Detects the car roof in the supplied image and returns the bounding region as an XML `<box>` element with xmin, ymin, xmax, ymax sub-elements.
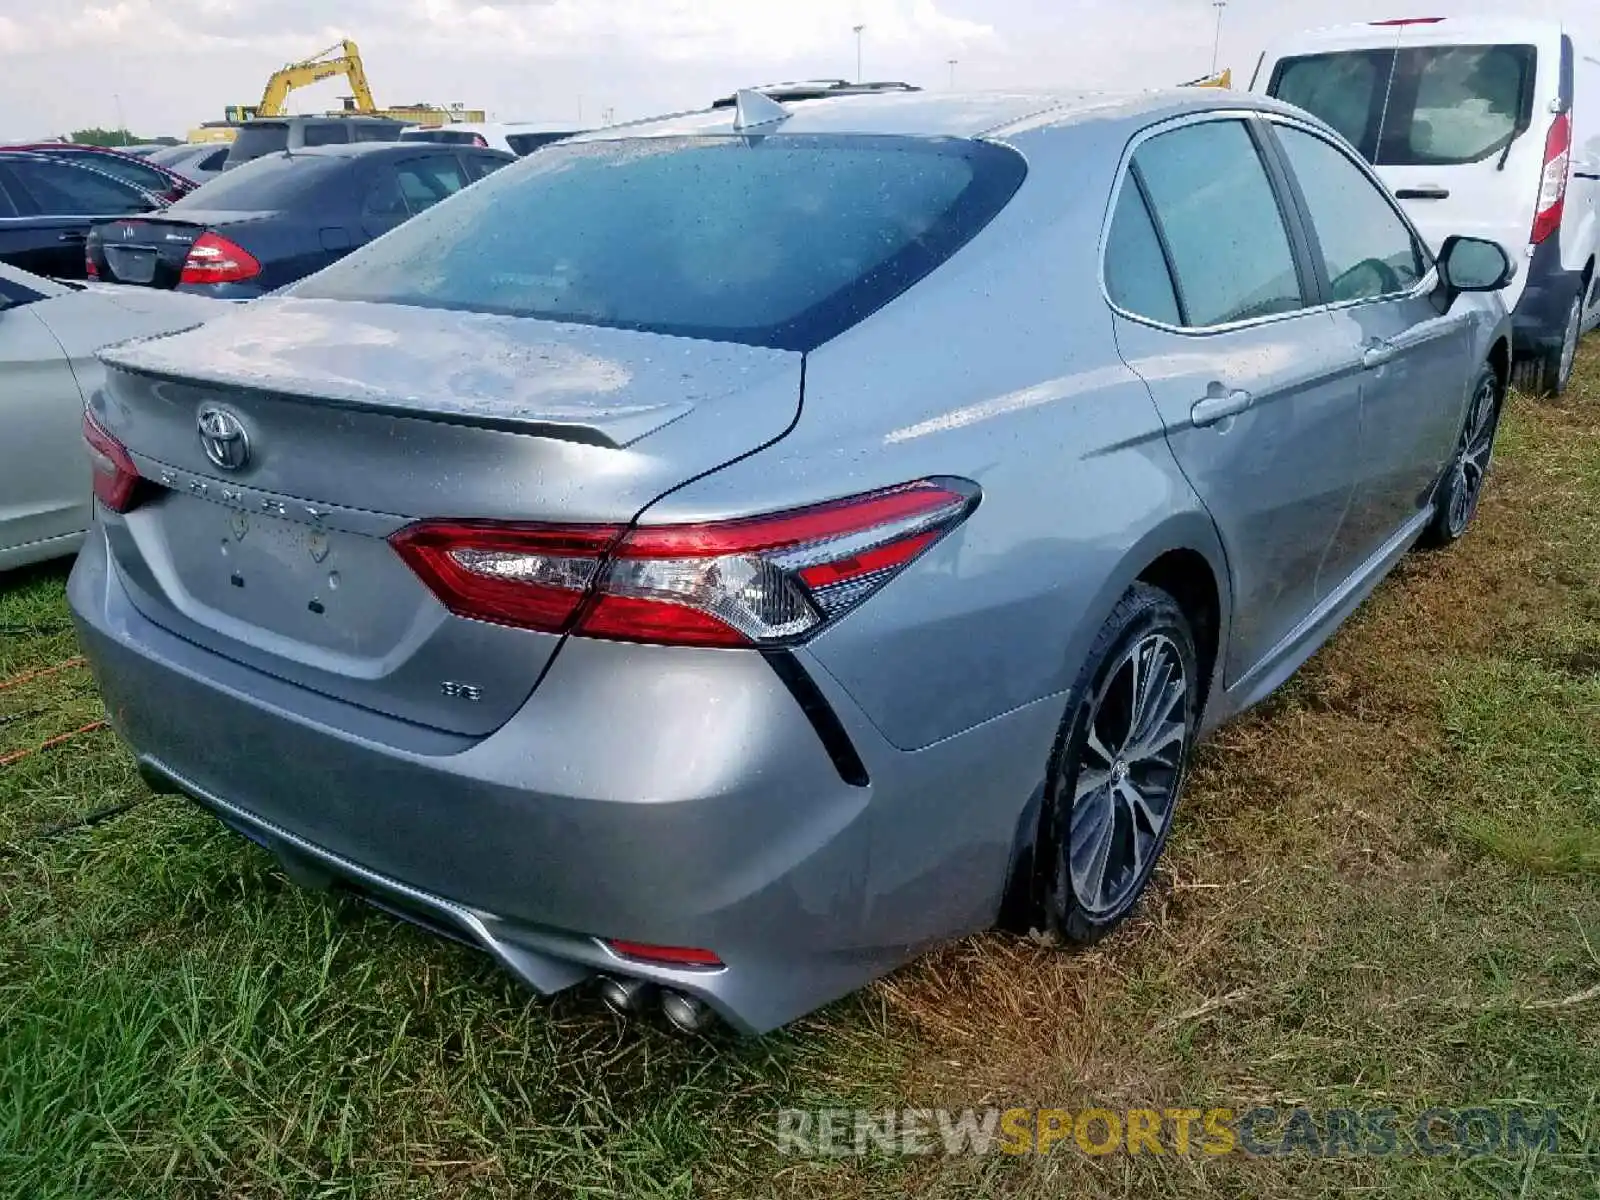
<box><xmin>569</xmin><ymin>88</ymin><xmax>1304</xmax><ymax>145</ymax></box>
<box><xmin>1264</xmin><ymin>16</ymin><xmax>1568</xmax><ymax>55</ymax></box>
<box><xmin>251</xmin><ymin>143</ymin><xmax>514</xmax><ymax>163</ymax></box>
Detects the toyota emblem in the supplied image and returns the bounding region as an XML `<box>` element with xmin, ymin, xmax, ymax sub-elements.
<box><xmin>197</xmin><ymin>406</ymin><xmax>250</xmax><ymax>471</ymax></box>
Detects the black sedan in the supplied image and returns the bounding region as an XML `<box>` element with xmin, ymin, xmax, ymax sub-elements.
<box><xmin>0</xmin><ymin>151</ymin><xmax>167</xmax><ymax>278</ymax></box>
<box><xmin>87</xmin><ymin>143</ymin><xmax>513</xmax><ymax>298</ymax></box>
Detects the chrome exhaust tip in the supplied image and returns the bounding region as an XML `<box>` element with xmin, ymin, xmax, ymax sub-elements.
<box><xmin>659</xmin><ymin>989</ymin><xmax>716</xmax><ymax>1034</ymax></box>
<box><xmin>597</xmin><ymin>974</ymin><xmax>656</xmax><ymax>1016</ymax></box>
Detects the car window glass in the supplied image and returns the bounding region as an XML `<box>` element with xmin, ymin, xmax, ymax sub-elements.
<box><xmin>505</xmin><ymin>132</ymin><xmax>574</xmax><ymax>156</ymax></box>
<box><xmin>1272</xmin><ymin>51</ymin><xmax>1388</xmax><ymax>154</ymax></box>
<box><xmin>9</xmin><ymin>159</ymin><xmax>148</xmax><ymax>215</ymax></box>
<box><xmin>1104</xmin><ymin>180</ymin><xmax>1181</xmax><ymax>325</ymax></box>
<box><xmin>292</xmin><ymin>134</ymin><xmax>1026</xmax><ymax>352</ymax></box>
<box><xmin>396</xmin><ymin>157</ymin><xmax>467</xmax><ymax>213</ymax></box>
<box><xmin>462</xmin><ymin>154</ymin><xmax>507</xmax><ymax>181</ymax></box>
<box><xmin>0</xmin><ymin>174</ymin><xmax>19</xmax><ymax>218</ymax></box>
<box><xmin>1387</xmin><ymin>45</ymin><xmax>1535</xmax><ymax>164</ymax></box>
<box><xmin>198</xmin><ymin>148</ymin><xmax>229</xmax><ymax>172</ymax></box>
<box><xmin>1275</xmin><ymin>125</ymin><xmax>1427</xmax><ymax>302</ymax></box>
<box><xmin>302</xmin><ymin>124</ymin><xmax>349</xmax><ymax>147</ymax></box>
<box><xmin>65</xmin><ymin>151</ymin><xmax>171</xmax><ymax>194</ymax></box>
<box><xmin>1132</xmin><ymin>120</ymin><xmax>1305</xmax><ymax>327</ymax></box>
<box><xmin>362</xmin><ymin>168</ymin><xmax>408</xmax><ymax>218</ymax></box>
<box><xmin>352</xmin><ymin>123</ymin><xmax>401</xmax><ymax>143</ymax></box>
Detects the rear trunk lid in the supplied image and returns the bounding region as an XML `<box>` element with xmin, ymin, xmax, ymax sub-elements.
<box><xmin>92</xmin><ymin>297</ymin><xmax>803</xmax><ymax>735</ymax></box>
<box><xmin>89</xmin><ymin>212</ymin><xmax>272</xmax><ymax>289</ymax></box>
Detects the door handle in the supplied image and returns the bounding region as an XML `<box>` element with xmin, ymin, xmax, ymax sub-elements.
<box><xmin>1191</xmin><ymin>388</ymin><xmax>1254</xmax><ymax>428</ymax></box>
<box><xmin>1394</xmin><ymin>186</ymin><xmax>1450</xmax><ymax>200</ymax></box>
<box><xmin>1362</xmin><ymin>340</ymin><xmax>1398</xmax><ymax>369</ymax></box>
<box><xmin>56</xmin><ymin>231</ymin><xmax>87</xmax><ymax>243</ymax></box>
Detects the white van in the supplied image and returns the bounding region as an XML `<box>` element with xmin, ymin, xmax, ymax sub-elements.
<box><xmin>1253</xmin><ymin>18</ymin><xmax>1600</xmax><ymax>394</ymax></box>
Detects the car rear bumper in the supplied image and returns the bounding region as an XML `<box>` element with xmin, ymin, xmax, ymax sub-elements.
<box><xmin>68</xmin><ymin>525</ymin><xmax>1057</xmax><ymax>1032</ymax></box>
<box><xmin>1510</xmin><ymin>234</ymin><xmax>1585</xmax><ymax>354</ymax></box>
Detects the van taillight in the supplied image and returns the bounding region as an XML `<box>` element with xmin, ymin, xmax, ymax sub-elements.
<box><xmin>391</xmin><ymin>480</ymin><xmax>980</xmax><ymax>646</ymax></box>
<box><xmin>180</xmin><ymin>231</ymin><xmax>261</xmax><ymax>285</ymax></box>
<box><xmin>1531</xmin><ymin>111</ymin><xmax>1572</xmax><ymax>246</ymax></box>
<box><xmin>82</xmin><ymin>409</ymin><xmax>143</xmax><ymax>513</ymax></box>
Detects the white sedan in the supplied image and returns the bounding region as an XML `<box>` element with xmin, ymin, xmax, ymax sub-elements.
<box><xmin>1</xmin><ymin>263</ymin><xmax>223</xmax><ymax>570</ymax></box>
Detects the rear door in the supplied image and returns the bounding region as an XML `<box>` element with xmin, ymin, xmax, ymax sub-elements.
<box><xmin>0</xmin><ymin>288</ymin><xmax>86</xmax><ymax>554</ymax></box>
<box><xmin>1265</xmin><ymin>118</ymin><xmax>1469</xmax><ymax>575</ymax></box>
<box><xmin>0</xmin><ymin>158</ymin><xmax>153</xmax><ymax>277</ymax></box>
<box><xmin>1106</xmin><ymin>116</ymin><xmax>1363</xmax><ymax>685</ymax></box>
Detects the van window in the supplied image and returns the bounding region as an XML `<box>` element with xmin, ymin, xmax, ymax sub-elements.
<box><xmin>1130</xmin><ymin>120</ymin><xmax>1307</xmax><ymax>328</ymax></box>
<box><xmin>1269</xmin><ymin>44</ymin><xmax>1537</xmax><ymax>166</ymax></box>
<box><xmin>302</xmin><ymin>124</ymin><xmax>350</xmax><ymax>147</ymax></box>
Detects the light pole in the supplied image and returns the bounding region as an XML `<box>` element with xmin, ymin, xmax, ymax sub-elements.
<box><xmin>947</xmin><ymin>58</ymin><xmax>958</xmax><ymax>89</ymax></box>
<box><xmin>1210</xmin><ymin>0</ymin><xmax>1227</xmax><ymax>76</ymax></box>
<box><xmin>853</xmin><ymin>24</ymin><xmax>865</xmax><ymax>83</ymax></box>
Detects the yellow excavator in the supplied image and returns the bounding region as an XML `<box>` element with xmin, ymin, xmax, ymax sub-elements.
<box><xmin>228</xmin><ymin>39</ymin><xmax>375</xmax><ymax>123</ymax></box>
<box><xmin>189</xmin><ymin>39</ymin><xmax>483</xmax><ymax>142</ymax></box>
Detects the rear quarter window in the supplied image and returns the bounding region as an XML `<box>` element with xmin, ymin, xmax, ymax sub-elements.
<box><xmin>291</xmin><ymin>134</ymin><xmax>1028</xmax><ymax>351</ymax></box>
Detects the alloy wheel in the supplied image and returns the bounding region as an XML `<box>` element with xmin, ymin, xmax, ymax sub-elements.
<box><xmin>1447</xmin><ymin>373</ymin><xmax>1500</xmax><ymax>537</ymax></box>
<box><xmin>1067</xmin><ymin>632</ymin><xmax>1189</xmax><ymax>917</ymax></box>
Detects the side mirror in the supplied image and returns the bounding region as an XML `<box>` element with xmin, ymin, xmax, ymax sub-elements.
<box><xmin>1438</xmin><ymin>235</ymin><xmax>1516</xmax><ymax>296</ymax></box>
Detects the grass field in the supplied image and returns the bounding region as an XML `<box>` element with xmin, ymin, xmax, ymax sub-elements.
<box><xmin>2</xmin><ymin>344</ymin><xmax>1597</xmax><ymax>1199</ymax></box>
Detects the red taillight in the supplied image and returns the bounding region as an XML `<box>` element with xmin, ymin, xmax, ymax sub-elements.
<box><xmin>84</xmin><ymin>251</ymin><xmax>98</xmax><ymax>279</ymax></box>
<box><xmin>391</xmin><ymin>479</ymin><xmax>978</xmax><ymax>646</ymax></box>
<box><xmin>390</xmin><ymin>521</ymin><xmax>624</xmax><ymax>633</ymax></box>
<box><xmin>1531</xmin><ymin>111</ymin><xmax>1572</xmax><ymax>246</ymax></box>
<box><xmin>605</xmin><ymin>940</ymin><xmax>724</xmax><ymax>968</ymax></box>
<box><xmin>179</xmin><ymin>231</ymin><xmax>261</xmax><ymax>286</ymax></box>
<box><xmin>82</xmin><ymin>408</ymin><xmax>142</xmax><ymax>513</ymax></box>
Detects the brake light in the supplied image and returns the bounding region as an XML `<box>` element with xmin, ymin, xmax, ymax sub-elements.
<box><xmin>179</xmin><ymin>231</ymin><xmax>260</xmax><ymax>285</ymax></box>
<box><xmin>1531</xmin><ymin>111</ymin><xmax>1572</xmax><ymax>245</ymax></box>
<box><xmin>82</xmin><ymin>408</ymin><xmax>142</xmax><ymax>513</ymax></box>
<box><xmin>605</xmin><ymin>940</ymin><xmax>724</xmax><ymax>968</ymax></box>
<box><xmin>84</xmin><ymin>250</ymin><xmax>98</xmax><ymax>279</ymax></box>
<box><xmin>391</xmin><ymin>479</ymin><xmax>979</xmax><ymax>646</ymax></box>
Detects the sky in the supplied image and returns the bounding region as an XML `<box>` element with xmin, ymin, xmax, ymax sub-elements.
<box><xmin>0</xmin><ymin>0</ymin><xmax>1589</xmax><ymax>141</ymax></box>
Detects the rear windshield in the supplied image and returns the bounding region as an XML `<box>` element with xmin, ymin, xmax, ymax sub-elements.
<box><xmin>171</xmin><ymin>153</ymin><xmax>346</xmax><ymax>211</ymax></box>
<box><xmin>505</xmin><ymin>132</ymin><xmax>577</xmax><ymax>155</ymax></box>
<box><xmin>226</xmin><ymin>122</ymin><xmax>289</xmax><ymax>165</ymax></box>
<box><xmin>1270</xmin><ymin>44</ymin><xmax>1537</xmax><ymax>165</ymax></box>
<box><xmin>292</xmin><ymin>134</ymin><xmax>1026</xmax><ymax>351</ymax></box>
<box><xmin>401</xmin><ymin>128</ymin><xmax>484</xmax><ymax>146</ymax></box>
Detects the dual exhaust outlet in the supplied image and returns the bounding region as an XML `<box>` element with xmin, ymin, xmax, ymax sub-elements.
<box><xmin>596</xmin><ymin>974</ymin><xmax>717</xmax><ymax>1034</ymax></box>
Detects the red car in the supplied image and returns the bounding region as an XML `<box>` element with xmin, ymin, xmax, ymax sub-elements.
<box><xmin>0</xmin><ymin>144</ymin><xmax>195</xmax><ymax>201</ymax></box>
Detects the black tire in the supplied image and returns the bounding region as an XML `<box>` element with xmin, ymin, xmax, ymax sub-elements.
<box><xmin>1039</xmin><ymin>583</ymin><xmax>1200</xmax><ymax>944</ymax></box>
<box><xmin>1510</xmin><ymin>291</ymin><xmax>1583</xmax><ymax>397</ymax></box>
<box><xmin>1419</xmin><ymin>363</ymin><xmax>1503</xmax><ymax>549</ymax></box>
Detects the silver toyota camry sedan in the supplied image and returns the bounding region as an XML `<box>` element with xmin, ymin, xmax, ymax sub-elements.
<box><xmin>70</xmin><ymin>88</ymin><xmax>1514</xmax><ymax>1034</ymax></box>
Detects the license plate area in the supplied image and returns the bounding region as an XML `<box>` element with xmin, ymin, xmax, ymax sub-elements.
<box><xmin>155</xmin><ymin>491</ymin><xmax>422</xmax><ymax>657</ymax></box>
<box><xmin>105</xmin><ymin>245</ymin><xmax>158</xmax><ymax>284</ymax></box>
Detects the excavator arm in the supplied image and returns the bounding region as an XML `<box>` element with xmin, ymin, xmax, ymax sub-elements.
<box><xmin>256</xmin><ymin>39</ymin><xmax>376</xmax><ymax>117</ymax></box>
